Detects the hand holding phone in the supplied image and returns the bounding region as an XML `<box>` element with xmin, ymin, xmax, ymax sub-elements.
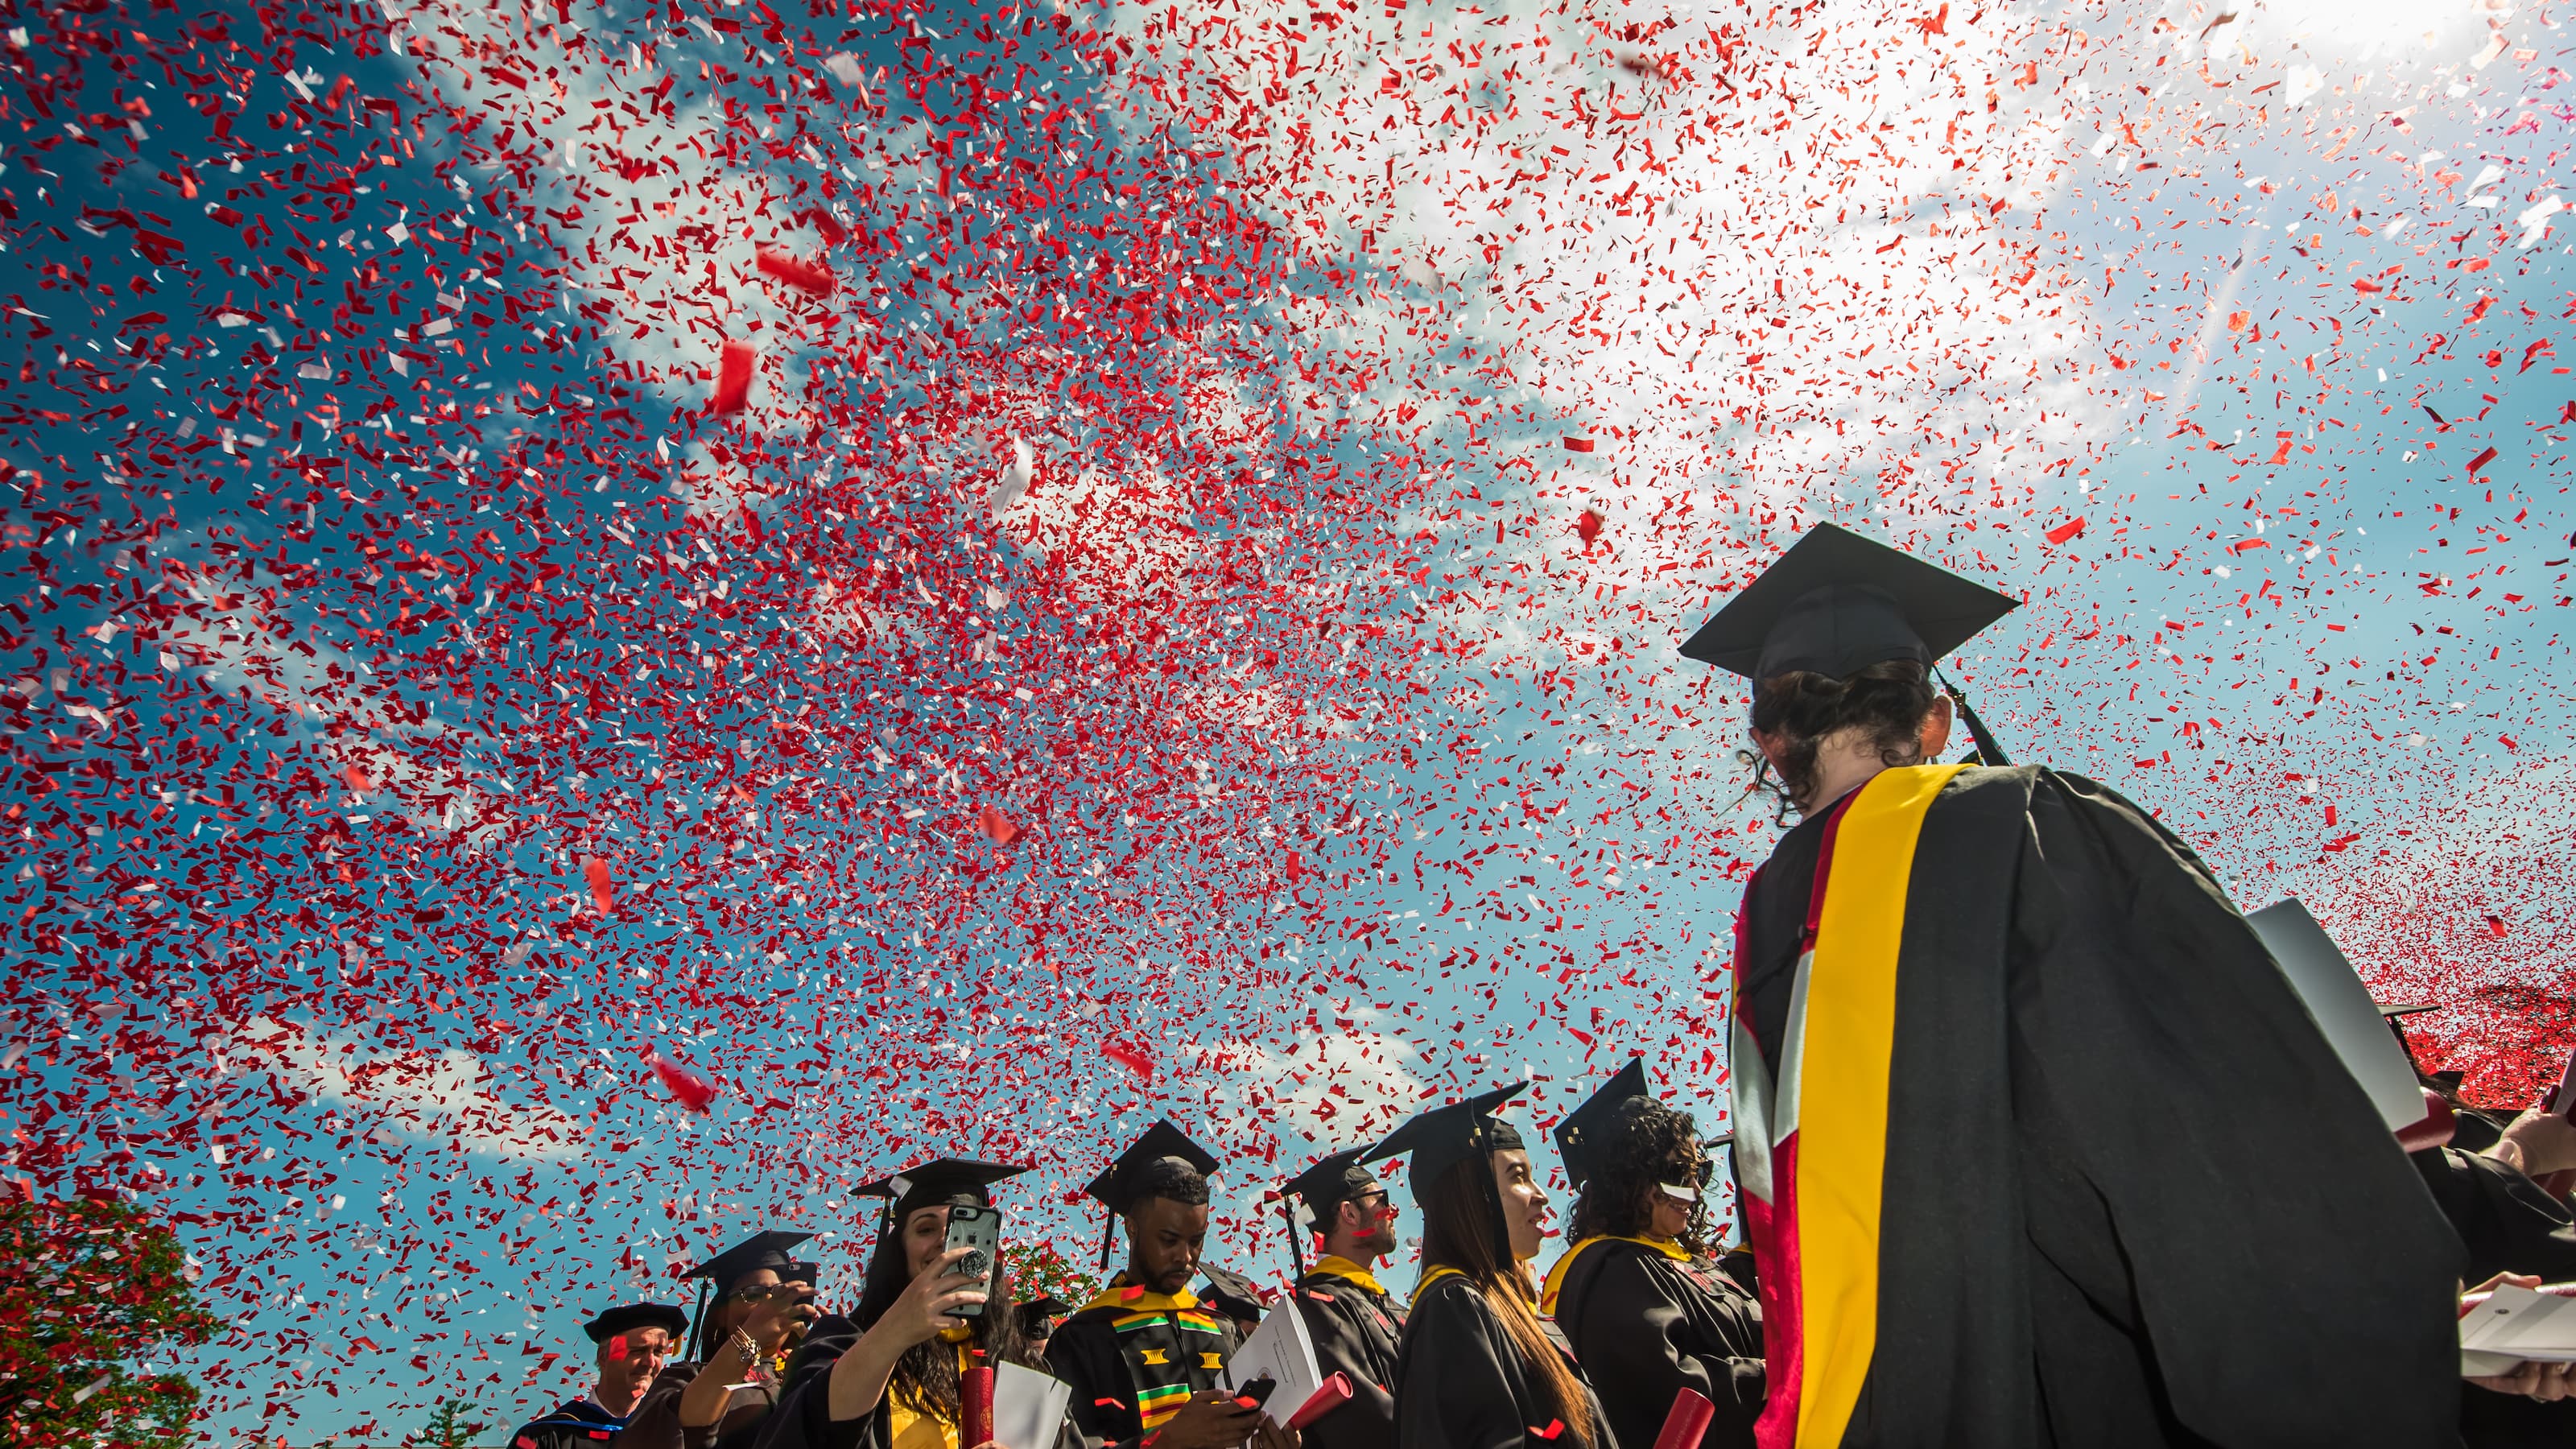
<box><xmin>943</xmin><ymin>1205</ymin><xmax>1002</xmax><ymax>1319</ymax></box>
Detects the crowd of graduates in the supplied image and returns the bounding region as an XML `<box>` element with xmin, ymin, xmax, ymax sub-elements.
<box><xmin>500</xmin><ymin>526</ymin><xmax>2576</xmax><ymax>1449</ymax></box>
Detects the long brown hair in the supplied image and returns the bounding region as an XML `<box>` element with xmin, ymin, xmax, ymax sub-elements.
<box><xmin>1416</xmin><ymin>1152</ymin><xmax>1595</xmax><ymax>1447</ymax></box>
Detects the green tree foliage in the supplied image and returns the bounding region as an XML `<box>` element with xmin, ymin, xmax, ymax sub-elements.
<box><xmin>999</xmin><ymin>1237</ymin><xmax>1098</xmax><ymax>1310</ymax></box>
<box><xmin>407</xmin><ymin>1398</ymin><xmax>484</xmax><ymax>1449</ymax></box>
<box><xmin>0</xmin><ymin>1195</ymin><xmax>225</xmax><ymax>1449</ymax></box>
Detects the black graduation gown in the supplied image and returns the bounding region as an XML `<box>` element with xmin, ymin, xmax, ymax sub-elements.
<box><xmin>1733</xmin><ymin>766</ymin><xmax>2461</xmax><ymax>1449</ymax></box>
<box><xmin>1391</xmin><ymin>1272</ymin><xmax>1617</xmax><ymax>1449</ymax></box>
<box><xmin>2411</xmin><ymin>1148</ymin><xmax>2576</xmax><ymax>1447</ymax></box>
<box><xmin>1042</xmin><ymin>1282</ymin><xmax>1241</xmax><ymax>1449</ymax></box>
<box><xmin>510</xmin><ymin>1398</ymin><xmax>628</xmax><ymax>1449</ymax></box>
<box><xmin>622</xmin><ymin>1361</ymin><xmax>778</xmax><ymax>1449</ymax></box>
<box><xmin>1291</xmin><ymin>1260</ymin><xmax>1407</xmax><ymax>1449</ymax></box>
<box><xmin>1548</xmin><ymin>1241</ymin><xmax>1761</xmax><ymax>1449</ymax></box>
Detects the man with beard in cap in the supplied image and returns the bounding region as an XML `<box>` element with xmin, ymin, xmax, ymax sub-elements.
<box><xmin>1046</xmin><ymin>1121</ymin><xmax>1298</xmax><ymax>1449</ymax></box>
<box><xmin>1282</xmin><ymin>1148</ymin><xmax>1405</xmax><ymax>1449</ymax></box>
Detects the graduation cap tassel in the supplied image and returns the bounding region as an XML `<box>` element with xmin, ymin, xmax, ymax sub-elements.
<box><xmin>686</xmin><ymin>1278</ymin><xmax>712</xmax><ymax>1364</ymax></box>
<box><xmin>1936</xmin><ymin>667</ymin><xmax>2010</xmax><ymax>767</ymax></box>
<box><xmin>1281</xmin><ymin>1203</ymin><xmax>1307</xmax><ymax>1280</ymax></box>
<box><xmin>1096</xmin><ymin>1214</ymin><xmax>1116</xmax><ymax>1277</ymax></box>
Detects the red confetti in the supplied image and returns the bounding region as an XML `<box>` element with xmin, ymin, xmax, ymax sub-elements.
<box><xmin>1575</xmin><ymin>510</ymin><xmax>1604</xmax><ymax>544</ymax></box>
<box><xmin>2488</xmin><ymin>916</ymin><xmax>2511</xmax><ymax>939</ymax></box>
<box><xmin>2044</xmin><ymin>516</ymin><xmax>2087</xmax><ymax>546</ymax></box>
<box><xmin>645</xmin><ymin>1051</ymin><xmax>719</xmax><ymax>1113</ymax></box>
<box><xmin>1102</xmin><ymin>1042</ymin><xmax>1156</xmax><ymax>1082</ymax></box>
<box><xmin>754</xmin><ymin>248</ymin><xmax>838</xmax><ymax>297</ymax></box>
<box><xmin>979</xmin><ymin>806</ymin><xmax>1020</xmax><ymax>845</ymax></box>
<box><xmin>582</xmin><ymin>857</ymin><xmax>614</xmax><ymax>913</ymax></box>
<box><xmin>710</xmin><ymin>340</ymin><xmax>758</xmax><ymax>415</ymax></box>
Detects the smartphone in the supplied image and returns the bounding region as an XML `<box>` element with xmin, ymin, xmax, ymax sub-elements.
<box><xmin>1232</xmin><ymin>1378</ymin><xmax>1278</xmax><ymax>1412</ymax></box>
<box><xmin>943</xmin><ymin>1204</ymin><xmax>1001</xmax><ymax>1318</ymax></box>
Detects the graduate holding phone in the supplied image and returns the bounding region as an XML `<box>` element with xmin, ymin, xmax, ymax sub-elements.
<box><xmin>758</xmin><ymin>1159</ymin><xmax>1057</xmax><ymax>1449</ymax></box>
<box><xmin>1044</xmin><ymin>1122</ymin><xmax>1298</xmax><ymax>1449</ymax></box>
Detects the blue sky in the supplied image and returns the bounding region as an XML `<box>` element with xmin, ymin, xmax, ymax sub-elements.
<box><xmin>2</xmin><ymin>0</ymin><xmax>2570</xmax><ymax>1443</ymax></box>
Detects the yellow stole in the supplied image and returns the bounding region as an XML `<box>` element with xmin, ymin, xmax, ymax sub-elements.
<box><xmin>1792</xmin><ymin>763</ymin><xmax>1962</xmax><ymax>1448</ymax></box>
<box><xmin>1307</xmin><ymin>1255</ymin><xmax>1391</xmax><ymax>1297</ymax></box>
<box><xmin>1537</xmin><ymin>1235</ymin><xmax>1690</xmax><ymax>1315</ymax></box>
<box><xmin>885</xmin><ymin>1331</ymin><xmax>973</xmax><ymax>1449</ymax></box>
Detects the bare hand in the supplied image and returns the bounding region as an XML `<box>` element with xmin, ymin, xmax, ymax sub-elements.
<box><xmin>2468</xmin><ymin>1359</ymin><xmax>2576</xmax><ymax>1402</ymax></box>
<box><xmin>1249</xmin><ymin>1414</ymin><xmax>1300</xmax><ymax>1449</ymax></box>
<box><xmin>2489</xmin><ymin>1108</ymin><xmax>2576</xmax><ymax>1179</ymax></box>
<box><xmin>741</xmin><ymin>1282</ymin><xmax>822</xmax><ymax>1355</ymax></box>
<box><xmin>877</xmin><ymin>1247</ymin><xmax>988</xmax><ymax>1352</ymax></box>
<box><xmin>1146</xmin><ymin>1390</ymin><xmax>1261</xmax><ymax>1449</ymax></box>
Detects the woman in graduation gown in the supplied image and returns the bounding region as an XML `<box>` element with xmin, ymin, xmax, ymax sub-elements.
<box><xmin>1542</xmin><ymin>1061</ymin><xmax>1762</xmax><ymax>1449</ymax></box>
<box><xmin>758</xmin><ymin>1160</ymin><xmax>1063</xmax><ymax>1449</ymax></box>
<box><xmin>1694</xmin><ymin>523</ymin><xmax>2460</xmax><ymax>1448</ymax></box>
<box><xmin>1368</xmin><ymin>1083</ymin><xmax>1616</xmax><ymax>1449</ymax></box>
<box><xmin>624</xmin><ymin>1233</ymin><xmax>821</xmax><ymax>1449</ymax></box>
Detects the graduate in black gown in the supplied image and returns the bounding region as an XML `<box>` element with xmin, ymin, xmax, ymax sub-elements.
<box><xmin>1282</xmin><ymin>1148</ymin><xmax>1406</xmax><ymax>1449</ymax></box>
<box><xmin>624</xmin><ymin>1232</ymin><xmax>821</xmax><ymax>1449</ymax></box>
<box><xmin>511</xmin><ymin>1304</ymin><xmax>688</xmax><ymax>1449</ymax></box>
<box><xmin>1195</xmin><ymin>1263</ymin><xmax>1270</xmax><ymax>1339</ymax></box>
<box><xmin>1042</xmin><ymin>1122</ymin><xmax>1295</xmax><ymax>1449</ymax></box>
<box><xmin>1542</xmin><ymin>1059</ymin><xmax>1762</xmax><ymax>1449</ymax></box>
<box><xmin>1013</xmin><ymin>1295</ymin><xmax>1070</xmax><ymax>1363</ymax></box>
<box><xmin>755</xmin><ymin>1159</ymin><xmax>1054</xmax><ymax>1449</ymax></box>
<box><xmin>1367</xmin><ymin>1083</ymin><xmax>1616</xmax><ymax>1449</ymax></box>
<box><xmin>1690</xmin><ymin>523</ymin><xmax>2461</xmax><ymax>1448</ymax></box>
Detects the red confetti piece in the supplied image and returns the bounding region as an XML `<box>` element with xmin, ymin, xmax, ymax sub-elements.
<box><xmin>2467</xmin><ymin>445</ymin><xmax>2499</xmax><ymax>477</ymax></box>
<box><xmin>1532</xmin><ymin>1422</ymin><xmax>1567</xmax><ymax>1441</ymax></box>
<box><xmin>755</xmin><ymin>248</ymin><xmax>838</xmax><ymax>297</ymax></box>
<box><xmin>1562</xmin><ymin>436</ymin><xmax>1595</xmax><ymax>453</ymax></box>
<box><xmin>2487</xmin><ymin>916</ymin><xmax>2511</xmax><ymax>939</ymax></box>
<box><xmin>1575</xmin><ymin>510</ymin><xmax>1604</xmax><ymax>544</ymax></box>
<box><xmin>582</xmin><ymin>857</ymin><xmax>614</xmax><ymax>913</ymax></box>
<box><xmin>979</xmin><ymin>805</ymin><xmax>1019</xmax><ymax>845</ymax></box>
<box><xmin>711</xmin><ymin>341</ymin><xmax>758</xmax><ymax>415</ymax></box>
<box><xmin>1102</xmin><ymin>1042</ymin><xmax>1156</xmax><ymax>1082</ymax></box>
<box><xmin>2043</xmin><ymin>516</ymin><xmax>2087</xmax><ymax>545</ymax></box>
<box><xmin>645</xmin><ymin>1051</ymin><xmax>719</xmax><ymax>1113</ymax></box>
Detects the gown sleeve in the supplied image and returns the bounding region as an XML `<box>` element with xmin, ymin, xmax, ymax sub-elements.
<box><xmin>2413</xmin><ymin>1145</ymin><xmax>2576</xmax><ymax>1285</ymax></box>
<box><xmin>2004</xmin><ymin>770</ymin><xmax>2462</xmax><ymax>1447</ymax></box>
<box><xmin>1043</xmin><ymin>1317</ymin><xmax>1142</xmax><ymax>1449</ymax></box>
<box><xmin>749</xmin><ymin>1321</ymin><xmax>884</xmax><ymax>1449</ymax></box>
<box><xmin>1293</xmin><ymin>1291</ymin><xmax>1396</xmax><ymax>1449</ymax></box>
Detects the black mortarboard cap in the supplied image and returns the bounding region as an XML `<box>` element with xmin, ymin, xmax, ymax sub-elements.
<box><xmin>1197</xmin><ymin>1265</ymin><xmax>1269</xmax><ymax>1323</ymax></box>
<box><xmin>1362</xmin><ymin>1082</ymin><xmax>1530</xmax><ymax>1191</ymax></box>
<box><xmin>1082</xmin><ymin>1121</ymin><xmax>1221</xmax><ymax>1213</ymax></box>
<box><xmin>856</xmin><ymin>1158</ymin><xmax>1030</xmax><ymax>1221</ymax></box>
<box><xmin>1555</xmin><ymin>1059</ymin><xmax>1651</xmax><ymax>1192</ymax></box>
<box><xmin>1013</xmin><ymin>1294</ymin><xmax>1071</xmax><ymax>1335</ymax></box>
<box><xmin>1285</xmin><ymin>1147</ymin><xmax>1378</xmax><ymax>1228</ymax></box>
<box><xmin>685</xmin><ymin>1231</ymin><xmax>817</xmax><ymax>1291</ymax></box>
<box><xmin>584</xmin><ymin>1302</ymin><xmax>690</xmax><ymax>1344</ymax></box>
<box><xmin>1678</xmin><ymin>523</ymin><xmax>2018</xmax><ymax>683</ymax></box>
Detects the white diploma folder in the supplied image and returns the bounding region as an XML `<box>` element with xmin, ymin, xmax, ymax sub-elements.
<box><xmin>2246</xmin><ymin>898</ymin><xmax>2426</xmax><ymax>1133</ymax></box>
<box><xmin>2460</xmin><ymin>1285</ymin><xmax>2576</xmax><ymax>1376</ymax></box>
<box><xmin>1221</xmin><ymin>1286</ymin><xmax>1326</xmax><ymax>1410</ymax></box>
<box><xmin>993</xmin><ymin>1361</ymin><xmax>1072</xmax><ymax>1449</ymax></box>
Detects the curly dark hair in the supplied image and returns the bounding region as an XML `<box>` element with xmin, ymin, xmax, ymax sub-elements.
<box><xmin>1127</xmin><ymin>1155</ymin><xmax>1209</xmax><ymax>1208</ymax></box>
<box><xmin>1749</xmin><ymin>658</ymin><xmax>1940</xmax><ymax>813</ymax></box>
<box><xmin>1568</xmin><ymin>1099</ymin><xmax>1712</xmax><ymax>1257</ymax></box>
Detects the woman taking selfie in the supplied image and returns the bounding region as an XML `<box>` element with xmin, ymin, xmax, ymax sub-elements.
<box><xmin>624</xmin><ymin>1232</ymin><xmax>821</xmax><ymax>1449</ymax></box>
<box><xmin>1365</xmin><ymin>1083</ymin><xmax>1614</xmax><ymax>1449</ymax></box>
<box><xmin>1544</xmin><ymin>1062</ymin><xmax>1762</xmax><ymax>1449</ymax></box>
<box><xmin>762</xmin><ymin>1159</ymin><xmax>1057</xmax><ymax>1449</ymax></box>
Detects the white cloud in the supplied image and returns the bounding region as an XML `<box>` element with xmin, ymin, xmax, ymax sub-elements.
<box><xmin>225</xmin><ymin>1015</ymin><xmax>588</xmax><ymax>1162</ymax></box>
